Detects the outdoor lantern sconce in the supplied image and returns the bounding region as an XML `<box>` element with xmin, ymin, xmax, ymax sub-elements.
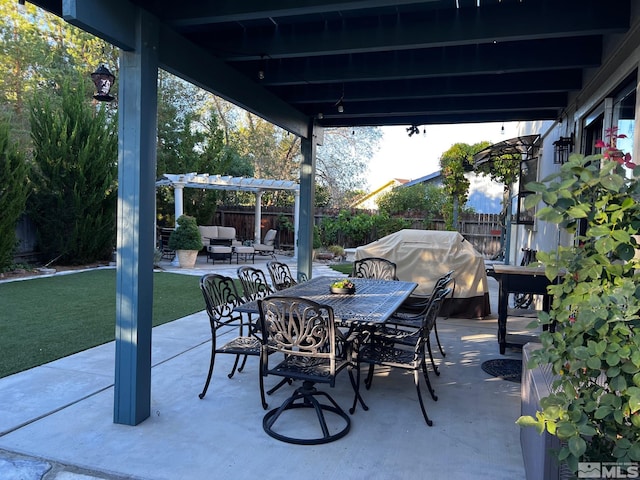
<box><xmin>91</xmin><ymin>64</ymin><xmax>115</xmax><ymax>102</ymax></box>
<box><xmin>553</xmin><ymin>134</ymin><xmax>574</xmax><ymax>164</ymax></box>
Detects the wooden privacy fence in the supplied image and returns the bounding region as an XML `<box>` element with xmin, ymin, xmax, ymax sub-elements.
<box><xmin>212</xmin><ymin>207</ymin><xmax>503</xmax><ymax>258</ymax></box>
<box><xmin>14</xmin><ymin>208</ymin><xmax>502</xmax><ymax>261</ymax></box>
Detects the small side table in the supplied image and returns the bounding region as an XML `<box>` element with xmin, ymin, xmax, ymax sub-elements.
<box><xmin>233</xmin><ymin>245</ymin><xmax>255</xmax><ymax>264</ymax></box>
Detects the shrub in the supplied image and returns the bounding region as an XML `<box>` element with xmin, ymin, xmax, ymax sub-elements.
<box><xmin>517</xmin><ymin>129</ymin><xmax>640</xmax><ymax>471</ymax></box>
<box><xmin>27</xmin><ymin>79</ymin><xmax>117</xmax><ymax>265</ymax></box>
<box><xmin>168</xmin><ymin>215</ymin><xmax>203</xmax><ymax>251</ymax></box>
<box><xmin>0</xmin><ymin>121</ymin><xmax>29</xmax><ymax>271</ymax></box>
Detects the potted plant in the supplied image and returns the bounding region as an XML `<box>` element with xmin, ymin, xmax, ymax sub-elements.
<box><xmin>517</xmin><ymin>128</ymin><xmax>640</xmax><ymax>473</ymax></box>
<box><xmin>168</xmin><ymin>215</ymin><xmax>203</xmax><ymax>268</ymax></box>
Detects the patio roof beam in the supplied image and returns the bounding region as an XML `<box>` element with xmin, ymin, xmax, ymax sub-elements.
<box><xmin>61</xmin><ymin>0</ymin><xmax>136</xmax><ymax>50</ymax></box>
<box><xmin>207</xmin><ymin>0</ymin><xmax>628</xmax><ymax>61</ymax></box>
<box><xmin>156</xmin><ymin>26</ymin><xmax>310</xmax><ymax>138</ymax></box>
<box><xmin>245</xmin><ymin>37</ymin><xmax>602</xmax><ymax>87</ymax></box>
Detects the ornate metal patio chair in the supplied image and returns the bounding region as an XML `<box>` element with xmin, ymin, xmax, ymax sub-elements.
<box><xmin>237</xmin><ymin>266</ymin><xmax>274</xmax><ymax>302</ymax></box>
<box><xmin>357</xmin><ymin>287</ymin><xmax>451</xmax><ymax>426</ymax></box>
<box><xmin>198</xmin><ymin>273</ymin><xmax>267</xmax><ymax>409</ymax></box>
<box><xmin>351</xmin><ymin>257</ymin><xmax>398</xmax><ymax>281</ymax></box>
<box><xmin>389</xmin><ymin>270</ymin><xmax>455</xmax><ymax>363</ymax></box>
<box><xmin>257</xmin><ymin>296</ymin><xmax>367</xmax><ymax>444</ymax></box>
<box><xmin>266</xmin><ymin>260</ymin><xmax>299</xmax><ymax>291</ymax></box>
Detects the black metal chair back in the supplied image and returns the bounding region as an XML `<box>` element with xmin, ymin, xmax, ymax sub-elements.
<box><xmin>391</xmin><ymin>270</ymin><xmax>454</xmax><ymax>363</ymax></box>
<box><xmin>266</xmin><ymin>261</ymin><xmax>298</xmax><ymax>291</ymax></box>
<box><xmin>237</xmin><ymin>266</ymin><xmax>274</xmax><ymax>301</ymax></box>
<box><xmin>198</xmin><ymin>273</ymin><xmax>267</xmax><ymax>408</ymax></box>
<box><xmin>351</xmin><ymin>257</ymin><xmax>398</xmax><ymax>281</ymax></box>
<box><xmin>359</xmin><ymin>286</ymin><xmax>451</xmax><ymax>427</ymax></box>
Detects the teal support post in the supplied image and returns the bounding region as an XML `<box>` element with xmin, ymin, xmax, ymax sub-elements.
<box><xmin>113</xmin><ymin>10</ymin><xmax>159</xmax><ymax>426</ymax></box>
<box><xmin>297</xmin><ymin>122</ymin><xmax>319</xmax><ymax>280</ymax></box>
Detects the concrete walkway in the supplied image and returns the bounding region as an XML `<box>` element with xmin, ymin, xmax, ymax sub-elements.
<box><xmin>0</xmin><ymin>254</ymin><xmax>527</xmax><ymax>480</ymax></box>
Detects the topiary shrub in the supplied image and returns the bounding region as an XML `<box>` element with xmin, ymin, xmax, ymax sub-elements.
<box><xmin>168</xmin><ymin>215</ymin><xmax>203</xmax><ymax>251</ymax></box>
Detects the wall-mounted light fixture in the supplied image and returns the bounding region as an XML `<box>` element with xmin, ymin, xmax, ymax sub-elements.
<box><xmin>553</xmin><ymin>133</ymin><xmax>574</xmax><ymax>164</ymax></box>
<box><xmin>91</xmin><ymin>64</ymin><xmax>115</xmax><ymax>102</ymax></box>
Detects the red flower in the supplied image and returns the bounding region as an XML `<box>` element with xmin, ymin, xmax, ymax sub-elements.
<box><xmin>596</xmin><ymin>127</ymin><xmax>634</xmax><ymax>169</ymax></box>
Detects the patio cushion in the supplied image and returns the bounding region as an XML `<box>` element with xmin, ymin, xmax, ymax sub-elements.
<box><xmin>217</xmin><ymin>226</ymin><xmax>236</xmax><ymax>240</ymax></box>
<box><xmin>198</xmin><ymin>225</ymin><xmax>241</xmax><ymax>248</ymax></box>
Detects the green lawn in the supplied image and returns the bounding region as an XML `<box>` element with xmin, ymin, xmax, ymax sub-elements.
<box><xmin>330</xmin><ymin>262</ymin><xmax>352</xmax><ymax>275</ymax></box>
<box><xmin>0</xmin><ymin>269</ymin><xmax>205</xmax><ymax>378</ymax></box>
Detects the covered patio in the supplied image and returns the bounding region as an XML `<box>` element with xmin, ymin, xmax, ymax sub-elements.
<box><xmin>8</xmin><ymin>1</ymin><xmax>638</xmax><ymax>477</ymax></box>
<box><xmin>0</xmin><ymin>257</ymin><xmax>526</xmax><ymax>479</ymax></box>
<box><xmin>19</xmin><ymin>0</ymin><xmax>632</xmax><ymax>428</ymax></box>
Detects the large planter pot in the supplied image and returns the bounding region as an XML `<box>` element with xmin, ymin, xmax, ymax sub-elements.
<box><xmin>176</xmin><ymin>249</ymin><xmax>198</xmax><ymax>268</ymax></box>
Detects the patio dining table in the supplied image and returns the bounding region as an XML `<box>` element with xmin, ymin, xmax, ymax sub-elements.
<box><xmin>235</xmin><ymin>276</ymin><xmax>418</xmax><ymax>328</ymax></box>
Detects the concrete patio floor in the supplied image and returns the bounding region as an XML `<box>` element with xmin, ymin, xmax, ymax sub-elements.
<box><xmin>0</xmin><ymin>253</ymin><xmax>528</xmax><ymax>479</ymax></box>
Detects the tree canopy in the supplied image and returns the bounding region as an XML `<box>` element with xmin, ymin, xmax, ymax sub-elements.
<box><xmin>440</xmin><ymin>141</ymin><xmax>491</xmax><ymax>229</ymax></box>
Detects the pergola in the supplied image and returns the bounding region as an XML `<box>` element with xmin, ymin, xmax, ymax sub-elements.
<box><xmin>24</xmin><ymin>0</ymin><xmax>635</xmax><ymax>426</ymax></box>
<box><xmin>156</xmin><ymin>173</ymin><xmax>300</xmax><ymax>256</ymax></box>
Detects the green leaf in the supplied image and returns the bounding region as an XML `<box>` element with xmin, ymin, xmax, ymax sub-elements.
<box><xmin>601</xmin><ymin>174</ymin><xmax>625</xmax><ymax>191</ymax></box>
<box><xmin>556</xmin><ymin>422</ymin><xmax>577</xmax><ymax>438</ymax></box>
<box><xmin>610</xmin><ymin>375</ymin><xmax>627</xmax><ymax>392</ymax></box>
<box><xmin>524</xmin><ymin>193</ymin><xmax>542</xmax><ymax>209</ymax></box>
<box><xmin>607</xmin><ymin>352</ymin><xmax>621</xmax><ymax>366</ymax></box>
<box><xmin>590</xmin><ymin>225</ymin><xmax>612</xmax><ymax>237</ymax></box>
<box><xmin>541</xmin><ymin>191</ymin><xmax>558</xmax><ymax>205</ymax></box>
<box><xmin>629</xmin><ymin>442</ymin><xmax>640</xmax><ymax>461</ymax></box>
<box><xmin>526</xmin><ymin>182</ymin><xmax>547</xmax><ymax>193</ymax></box>
<box><xmin>577</xmin><ymin>424</ymin><xmax>597</xmax><ymax>436</ymax></box>
<box><xmin>614</xmin><ymin>409</ymin><xmax>624</xmax><ymax>424</ymax></box>
<box><xmin>611</xmin><ymin>229</ymin><xmax>631</xmax><ymax>243</ymax></box>
<box><xmin>537</xmin><ymin>207</ymin><xmax>564</xmax><ymax>223</ymax></box>
<box><xmin>586</xmin><ymin>356</ymin><xmax>601</xmax><ymax>370</ymax></box>
<box><xmin>616</xmin><ymin>243</ymin><xmax>636</xmax><ymax>261</ymax></box>
<box><xmin>595</xmin><ymin>405</ymin><xmax>613</xmax><ymax>419</ymax></box>
<box><xmin>516</xmin><ymin>415</ymin><xmax>541</xmax><ymax>428</ymax></box>
<box><xmin>568</xmin><ymin>435</ymin><xmax>587</xmax><ymax>458</ymax></box>
<box><xmin>567</xmin><ymin>206</ymin><xmax>588</xmax><ymax>218</ymax></box>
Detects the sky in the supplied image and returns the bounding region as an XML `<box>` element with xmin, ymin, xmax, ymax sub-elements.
<box><xmin>366</xmin><ymin>122</ymin><xmax>520</xmax><ymax>189</ymax></box>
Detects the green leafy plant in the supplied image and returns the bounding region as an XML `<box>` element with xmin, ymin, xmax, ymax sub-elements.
<box><xmin>516</xmin><ymin>128</ymin><xmax>640</xmax><ymax>472</ymax></box>
<box><xmin>0</xmin><ymin>120</ymin><xmax>29</xmax><ymax>271</ymax></box>
<box><xmin>168</xmin><ymin>215</ymin><xmax>203</xmax><ymax>251</ymax></box>
<box><xmin>27</xmin><ymin>78</ymin><xmax>117</xmax><ymax>265</ymax></box>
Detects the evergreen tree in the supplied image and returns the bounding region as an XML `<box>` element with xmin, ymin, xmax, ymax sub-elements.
<box><xmin>0</xmin><ymin>120</ymin><xmax>29</xmax><ymax>270</ymax></box>
<box><xmin>27</xmin><ymin>79</ymin><xmax>117</xmax><ymax>265</ymax></box>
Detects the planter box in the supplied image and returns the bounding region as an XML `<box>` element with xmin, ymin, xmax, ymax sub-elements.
<box><xmin>521</xmin><ymin>343</ymin><xmax>572</xmax><ymax>480</ymax></box>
